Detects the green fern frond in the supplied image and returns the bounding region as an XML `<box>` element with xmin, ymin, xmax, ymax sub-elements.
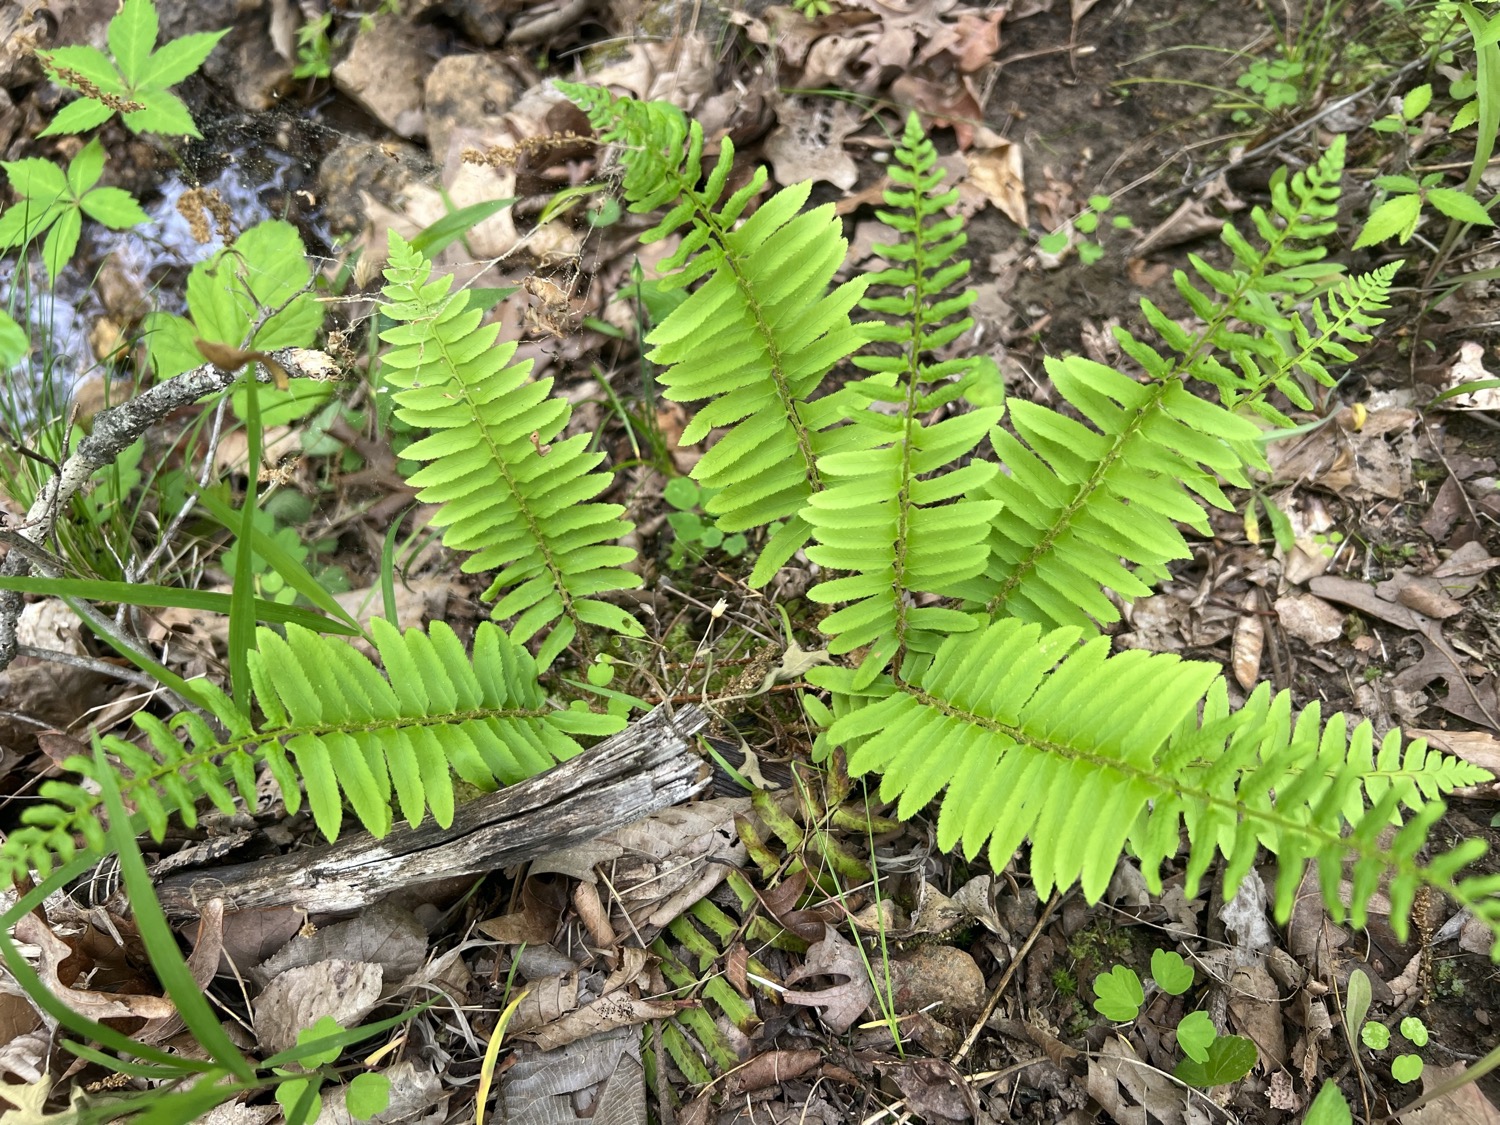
<box><xmin>977</xmin><ymin>138</ymin><xmax>1393</xmax><ymax>632</ymax></box>
<box><xmin>980</xmin><ymin>355</ymin><xmax>1264</xmax><ymax>630</ymax></box>
<box><xmin>811</xmin><ymin>618</ymin><xmax>1496</xmax><ymax>947</ymax></box>
<box><xmin>379</xmin><ymin>234</ymin><xmax>643</xmax><ymax>667</ymax></box>
<box><xmin>804</xmin><ymin>113</ymin><xmax>1000</xmax><ymax>677</ymax></box>
<box><xmin>1121</xmin><ymin>137</ymin><xmax>1396</xmax><ymax>424</ymax></box>
<box><xmin>0</xmin><ymin>621</ymin><xmax>619</xmax><ymax>881</ymax></box>
<box><xmin>561</xmin><ymin>84</ymin><xmax>872</xmax><ymax>584</ymax></box>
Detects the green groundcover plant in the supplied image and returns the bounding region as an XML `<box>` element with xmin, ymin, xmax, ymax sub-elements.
<box><xmin>3</xmin><ymin>52</ymin><xmax>1500</xmax><ymax>1117</ymax></box>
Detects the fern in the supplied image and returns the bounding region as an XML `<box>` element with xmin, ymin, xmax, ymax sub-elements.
<box><xmin>379</xmin><ymin>233</ymin><xmax>643</xmax><ymax>668</ymax></box>
<box><xmin>0</xmin><ymin>620</ymin><xmax>619</xmax><ymax>882</ymax></box>
<box><xmin>812</xmin><ymin>620</ymin><xmax>1492</xmax><ymax>936</ymax></box>
<box><xmin>1126</xmin><ymin>136</ymin><xmax>1398</xmax><ymax>423</ymax></box>
<box><xmin>977</xmin><ymin>139</ymin><xmax>1398</xmax><ymax>633</ymax></box>
<box><xmin>804</xmin><ymin>112</ymin><xmax>1001</xmax><ymax>679</ymax></box>
<box><xmin>561</xmin><ymin>83</ymin><xmax>874</xmax><ymax>584</ymax></box>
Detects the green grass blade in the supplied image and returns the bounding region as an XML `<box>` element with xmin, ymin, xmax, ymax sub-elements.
<box><xmin>95</xmin><ymin>741</ymin><xmax>257</xmax><ymax>1081</ymax></box>
<box><xmin>192</xmin><ymin>484</ymin><xmax>366</xmax><ymax>637</ymax></box>
<box><xmin>0</xmin><ymin>575</ymin><xmax>358</xmax><ymax>635</ymax></box>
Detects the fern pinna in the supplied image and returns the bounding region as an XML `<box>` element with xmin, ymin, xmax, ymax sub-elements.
<box><xmin>569</xmin><ymin>89</ymin><xmax>1500</xmax><ymax>952</ymax></box>
<box><xmin>0</xmin><ymin>621</ymin><xmax>620</xmax><ymax>883</ymax></box>
<box><xmin>560</xmin><ymin>83</ymin><xmax>874</xmax><ymax>585</ymax></box>
<box><xmin>379</xmin><ymin>233</ymin><xmax>643</xmax><ymax>668</ymax></box>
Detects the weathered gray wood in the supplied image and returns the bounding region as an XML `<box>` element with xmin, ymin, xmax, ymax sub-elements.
<box><xmin>147</xmin><ymin>704</ymin><xmax>710</xmax><ymax>919</ymax></box>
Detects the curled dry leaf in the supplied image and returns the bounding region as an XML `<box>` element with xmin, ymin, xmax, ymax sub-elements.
<box><xmin>782</xmin><ymin>928</ymin><xmax>874</xmax><ymax>1034</ymax></box>
<box><xmin>1231</xmin><ymin>591</ymin><xmax>1265</xmax><ymax>692</ymax></box>
<box><xmin>12</xmin><ymin>913</ymin><xmax>175</xmax><ymax>1022</ymax></box>
<box><xmin>251</xmin><ymin>902</ymin><xmax>427</xmax><ymax>988</ymax></box>
<box><xmin>723</xmin><ymin>1049</ymin><xmax>822</xmax><ymax>1096</ymax></box>
<box><xmin>965</xmin><ymin>137</ymin><xmax>1027</xmax><ymax>227</ymax></box>
<box><xmin>888</xmin><ymin>1057</ymin><xmax>977</xmax><ymax>1123</ymax></box>
<box><xmin>252</xmin><ymin>959</ymin><xmax>384</xmax><ymax>1055</ymax></box>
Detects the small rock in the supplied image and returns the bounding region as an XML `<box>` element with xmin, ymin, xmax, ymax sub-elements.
<box><xmin>95</xmin><ymin>257</ymin><xmax>151</xmax><ymax>323</ymax></box>
<box><xmin>1274</xmin><ymin>594</ymin><xmax>1345</xmax><ymax>645</ymax></box>
<box><xmin>880</xmin><ymin>945</ymin><xmax>987</xmax><ymax>1018</ymax></box>
<box><xmin>317</xmin><ymin>139</ymin><xmax>430</xmax><ymax>237</ymax></box>
<box><xmin>333</xmin><ymin>17</ymin><xmax>439</xmax><ymax>138</ymax></box>
<box><xmin>424</xmin><ymin>53</ymin><xmax>520</xmax><ymax>162</ymax></box>
<box><xmin>408</xmin><ymin>0</ymin><xmax>508</xmax><ymax>45</ymax></box>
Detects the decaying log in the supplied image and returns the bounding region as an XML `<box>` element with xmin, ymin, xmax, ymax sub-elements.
<box><xmin>146</xmin><ymin>704</ymin><xmax>711</xmax><ymax>920</ymax></box>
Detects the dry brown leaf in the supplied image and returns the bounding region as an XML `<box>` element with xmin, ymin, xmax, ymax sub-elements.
<box><xmin>1273</xmin><ymin>594</ymin><xmax>1345</xmax><ymax>645</ymax></box>
<box><xmin>251</xmin><ymin>903</ymin><xmax>427</xmax><ymax>988</ymax></box>
<box><xmin>13</xmin><ymin>913</ymin><xmax>175</xmax><ymax>1022</ymax></box>
<box><xmin>252</xmin><ymin>959</ymin><xmax>384</xmax><ymax>1055</ymax></box>
<box><xmin>952</xmin><ymin>10</ymin><xmax>1004</xmax><ymax>70</ymax></box>
<box><xmin>1087</xmin><ymin>1035</ymin><xmax>1194</xmax><ymax>1125</ymax></box>
<box><xmin>764</xmin><ymin>96</ymin><xmax>862</xmax><ymax>189</ymax></box>
<box><xmin>1400</xmin><ymin>1063</ymin><xmax>1500</xmax><ymax>1124</ymax></box>
<box><xmin>529</xmin><ymin>991</ymin><xmax>695</xmax><ymax>1052</ymax></box>
<box><xmin>1231</xmin><ymin>591</ymin><xmax>1265</xmax><ymax>691</ymax></box>
<box><xmin>1227</xmin><ymin>963</ymin><xmax>1287</xmax><ymax>1070</ymax></box>
<box><xmin>782</xmin><ymin>929</ymin><xmax>874</xmax><ymax>1033</ymax></box>
<box><xmin>1437</xmin><ymin>342</ymin><xmax>1500</xmax><ymax>411</ymax></box>
<box><xmin>888</xmin><ymin>1058</ymin><xmax>977</xmax><ymax>1123</ymax></box>
<box><xmin>966</xmin><ymin>139</ymin><xmax>1026</xmax><ymax>226</ymax></box>
<box><xmin>723</xmin><ymin>1049</ymin><xmax>822</xmax><ymax>1096</ymax></box>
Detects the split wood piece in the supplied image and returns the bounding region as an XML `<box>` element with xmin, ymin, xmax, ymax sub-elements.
<box><xmin>146</xmin><ymin>704</ymin><xmax>711</xmax><ymax>920</ymax></box>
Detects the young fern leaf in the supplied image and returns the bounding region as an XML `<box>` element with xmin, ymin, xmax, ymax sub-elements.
<box><xmin>979</xmin><ymin>138</ymin><xmax>1392</xmax><ymax>633</ymax></box>
<box><xmin>1125</xmin><ymin>137</ymin><xmax>1398</xmax><ymax>424</ymax></box>
<box><xmin>379</xmin><ymin>234</ymin><xmax>642</xmax><ymax>667</ymax></box>
<box><xmin>0</xmin><ymin>620</ymin><xmax>618</xmax><ymax>881</ymax></box>
<box><xmin>812</xmin><ymin>620</ymin><xmax>1497</xmax><ymax>949</ymax></box>
<box><xmin>805</xmin><ymin>113</ymin><xmax>1000</xmax><ymax>679</ymax></box>
<box><xmin>981</xmin><ymin>356</ymin><xmax>1264</xmax><ymax>631</ymax></box>
<box><xmin>560</xmin><ymin>84</ymin><xmax>872</xmax><ymax>584</ymax></box>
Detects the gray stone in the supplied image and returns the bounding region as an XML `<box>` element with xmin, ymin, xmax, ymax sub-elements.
<box><xmin>332</xmin><ymin>16</ymin><xmax>440</xmax><ymax>139</ymax></box>
<box><xmin>424</xmin><ymin>53</ymin><xmax>521</xmax><ymax>164</ymax></box>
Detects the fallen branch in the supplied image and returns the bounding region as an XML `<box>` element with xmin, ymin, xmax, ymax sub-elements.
<box><xmin>146</xmin><ymin>703</ymin><xmax>712</xmax><ymax>919</ymax></box>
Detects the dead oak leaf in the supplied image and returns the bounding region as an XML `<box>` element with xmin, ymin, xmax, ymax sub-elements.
<box><xmin>781</xmin><ymin>928</ymin><xmax>873</xmax><ymax>1033</ymax></box>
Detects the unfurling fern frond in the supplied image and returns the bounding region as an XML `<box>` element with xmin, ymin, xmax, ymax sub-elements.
<box><xmin>805</xmin><ymin>113</ymin><xmax>1000</xmax><ymax>678</ymax></box>
<box><xmin>811</xmin><ymin>619</ymin><xmax>1496</xmax><ymax>947</ymax></box>
<box><xmin>561</xmin><ymin>84</ymin><xmax>872</xmax><ymax>584</ymax></box>
<box><xmin>0</xmin><ymin>621</ymin><xmax>618</xmax><ymax>882</ymax></box>
<box><xmin>379</xmin><ymin>233</ymin><xmax>642</xmax><ymax>668</ymax></box>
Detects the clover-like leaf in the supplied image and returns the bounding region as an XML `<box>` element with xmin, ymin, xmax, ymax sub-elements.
<box><xmin>345</xmin><ymin>1073</ymin><xmax>391</xmax><ymax>1121</ymax></box>
<box><xmin>1304</xmin><ymin>1082</ymin><xmax>1352</xmax><ymax>1125</ymax></box>
<box><xmin>1150</xmin><ymin>949</ymin><xmax>1194</xmax><ymax>996</ymax></box>
<box><xmin>1174</xmin><ymin>1034</ymin><xmax>1257</xmax><ymax>1087</ymax></box>
<box><xmin>1399</xmin><ymin>1017</ymin><xmax>1429</xmax><ymax>1047</ymax></box>
<box><xmin>1175</xmin><ymin>1010</ymin><xmax>1215</xmax><ymax>1063</ymax></box>
<box><xmin>1361</xmin><ymin>1021</ymin><xmax>1391</xmax><ymax>1050</ymax></box>
<box><xmin>1391</xmin><ymin>1054</ymin><xmax>1424</xmax><ymax>1084</ymax></box>
<box><xmin>1092</xmin><ymin>965</ymin><xmax>1144</xmax><ymax>1022</ymax></box>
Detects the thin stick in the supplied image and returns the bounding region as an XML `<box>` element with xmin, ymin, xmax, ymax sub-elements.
<box><xmin>953</xmin><ymin>892</ymin><xmax>1061</xmax><ymax>1065</ymax></box>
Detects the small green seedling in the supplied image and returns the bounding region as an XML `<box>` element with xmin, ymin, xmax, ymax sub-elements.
<box><xmin>1038</xmin><ymin>194</ymin><xmax>1132</xmax><ymax>266</ymax></box>
<box><xmin>1094</xmin><ymin>955</ymin><xmax>1257</xmax><ymax>1088</ymax></box>
<box><xmin>1233</xmin><ymin>56</ymin><xmax>1305</xmax><ymax>122</ymax></box>
<box><xmin>1361</xmin><ymin>1015</ymin><xmax>1428</xmax><ymax>1084</ymax></box>
<box><xmin>0</xmin><ymin>138</ymin><xmax>148</xmax><ymax>282</ymax></box>
<box><xmin>1355</xmin><ymin>169</ymin><xmax>1494</xmax><ymax>250</ymax></box>
<box><xmin>1372</xmin><ymin>83</ymin><xmax>1433</xmax><ymax>136</ymax></box>
<box><xmin>664</xmin><ymin>477</ymin><xmax>747</xmax><ymax>570</ymax></box>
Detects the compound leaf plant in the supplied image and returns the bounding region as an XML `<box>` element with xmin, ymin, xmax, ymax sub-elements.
<box><xmin>3</xmin><ymin>72</ymin><xmax>1499</xmax><ymax>1121</ymax></box>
